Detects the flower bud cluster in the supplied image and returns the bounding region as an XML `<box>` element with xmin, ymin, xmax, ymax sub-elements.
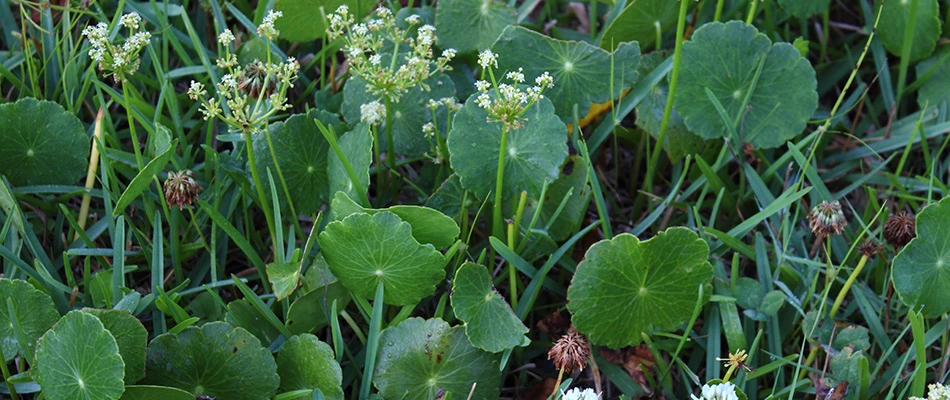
<box><xmin>327</xmin><ymin>5</ymin><xmax>456</xmax><ymax>102</ymax></box>
<box><xmin>81</xmin><ymin>12</ymin><xmax>152</xmax><ymax>82</ymax></box>
<box><xmin>474</xmin><ymin>51</ymin><xmax>553</xmax><ymax>130</ymax></box>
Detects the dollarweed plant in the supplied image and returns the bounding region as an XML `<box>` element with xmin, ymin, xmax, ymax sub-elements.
<box><xmin>5</xmin><ymin>0</ymin><xmax>950</xmax><ymax>399</ymax></box>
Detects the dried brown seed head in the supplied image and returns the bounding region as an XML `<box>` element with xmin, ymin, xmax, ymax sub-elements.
<box><xmin>858</xmin><ymin>239</ymin><xmax>883</xmax><ymax>258</ymax></box>
<box><xmin>808</xmin><ymin>200</ymin><xmax>847</xmax><ymax>238</ymax></box>
<box><xmin>164</xmin><ymin>170</ymin><xmax>202</xmax><ymax>210</ymax></box>
<box><xmin>884</xmin><ymin>211</ymin><xmax>916</xmax><ymax>249</ymax></box>
<box><xmin>548</xmin><ymin>326</ymin><xmax>590</xmax><ymax>372</ymax></box>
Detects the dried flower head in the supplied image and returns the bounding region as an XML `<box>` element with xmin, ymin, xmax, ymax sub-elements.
<box><xmin>717</xmin><ymin>349</ymin><xmax>750</xmax><ymax>372</ymax></box>
<box><xmin>164</xmin><ymin>170</ymin><xmax>202</xmax><ymax>210</ymax></box>
<box><xmin>884</xmin><ymin>211</ymin><xmax>916</xmax><ymax>249</ymax></box>
<box><xmin>691</xmin><ymin>382</ymin><xmax>739</xmax><ymax>400</ymax></box>
<box><xmin>859</xmin><ymin>239</ymin><xmax>884</xmax><ymax>258</ymax></box>
<box><xmin>808</xmin><ymin>200</ymin><xmax>847</xmax><ymax>238</ymax></box>
<box><xmin>548</xmin><ymin>326</ymin><xmax>590</xmax><ymax>372</ymax></box>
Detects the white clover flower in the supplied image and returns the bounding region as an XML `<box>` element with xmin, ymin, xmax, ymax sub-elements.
<box><xmin>478</xmin><ymin>49</ymin><xmax>497</xmax><ymax>68</ymax></box>
<box><xmin>120</xmin><ymin>12</ymin><xmax>142</xmax><ymax>30</ymax></box>
<box><xmin>691</xmin><ymin>382</ymin><xmax>739</xmax><ymax>400</ymax></box>
<box><xmin>369</xmin><ymin>54</ymin><xmax>382</xmax><ymax>65</ymax></box>
<box><xmin>405</xmin><ymin>14</ymin><xmax>420</xmax><ymax>25</ymax></box>
<box><xmin>535</xmin><ymin>71</ymin><xmax>553</xmax><ymax>88</ymax></box>
<box><xmin>360</xmin><ymin>100</ymin><xmax>386</xmax><ymax>125</ymax></box>
<box><xmin>218</xmin><ymin>29</ymin><xmax>235</xmax><ymax>45</ymax></box>
<box><xmin>475</xmin><ymin>80</ymin><xmax>491</xmax><ymax>92</ymax></box>
<box><xmin>506</xmin><ymin>67</ymin><xmax>524</xmax><ymax>83</ymax></box>
<box><xmin>561</xmin><ymin>387</ymin><xmax>600</xmax><ymax>400</ymax></box>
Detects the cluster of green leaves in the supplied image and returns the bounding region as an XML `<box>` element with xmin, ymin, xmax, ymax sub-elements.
<box><xmin>2</xmin><ymin>0</ymin><xmax>950</xmax><ymax>399</ymax></box>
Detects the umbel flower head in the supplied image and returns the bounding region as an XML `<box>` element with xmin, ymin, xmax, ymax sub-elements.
<box><xmin>81</xmin><ymin>12</ymin><xmax>152</xmax><ymax>81</ymax></box>
<box><xmin>691</xmin><ymin>381</ymin><xmax>740</xmax><ymax>400</ymax></box>
<box><xmin>548</xmin><ymin>326</ymin><xmax>590</xmax><ymax>372</ymax></box>
<box><xmin>910</xmin><ymin>383</ymin><xmax>950</xmax><ymax>400</ymax></box>
<box><xmin>884</xmin><ymin>211</ymin><xmax>916</xmax><ymax>249</ymax></box>
<box><xmin>808</xmin><ymin>200</ymin><xmax>847</xmax><ymax>238</ymax></box>
<box><xmin>164</xmin><ymin>170</ymin><xmax>202</xmax><ymax>210</ymax></box>
<box><xmin>473</xmin><ymin>50</ymin><xmax>554</xmax><ymax>130</ymax></box>
<box><xmin>561</xmin><ymin>387</ymin><xmax>600</xmax><ymax>400</ymax></box>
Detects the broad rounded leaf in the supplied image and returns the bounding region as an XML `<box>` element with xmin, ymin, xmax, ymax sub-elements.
<box><xmin>328</xmin><ymin>124</ymin><xmax>373</xmax><ymax>204</ymax></box>
<box><xmin>319</xmin><ymin>211</ymin><xmax>446</xmax><ymax>305</ymax></box>
<box><xmin>567</xmin><ymin>227</ymin><xmax>713</xmax><ymax>348</ymax></box>
<box><xmin>452</xmin><ymin>262</ymin><xmax>528</xmax><ymax>352</ymax></box>
<box><xmin>226</xmin><ymin>299</ymin><xmax>282</xmax><ymax>346</ymax></box>
<box><xmin>287</xmin><ymin>257</ymin><xmax>352</xmax><ymax>335</ymax></box>
<box><xmin>83</xmin><ymin>309</ymin><xmax>148</xmax><ymax>384</ymax></box>
<box><xmin>425</xmin><ymin>174</ymin><xmax>475</xmax><ymax>220</ymax></box>
<box><xmin>274</xmin><ymin>0</ymin><xmax>373</xmax><ymax>42</ymax></box>
<box><xmin>875</xmin><ymin>0</ymin><xmax>940</xmax><ymax>63</ymax></box>
<box><xmin>448</xmin><ymin>96</ymin><xmax>568</xmax><ymax>200</ymax></box>
<box><xmin>276</xmin><ymin>334</ymin><xmax>344</xmax><ymax>400</ymax></box>
<box><xmin>435</xmin><ymin>0</ymin><xmax>515</xmax><ymax>53</ymax></box>
<box><xmin>916</xmin><ymin>46</ymin><xmax>950</xmax><ymax>109</ymax></box>
<box><xmin>600</xmin><ymin>0</ymin><xmax>681</xmax><ymax>51</ymax></box>
<box><xmin>341</xmin><ymin>74</ymin><xmax>455</xmax><ymax>157</ymax></box>
<box><xmin>493</xmin><ymin>26</ymin><xmax>641</xmax><ymax>121</ymax></box>
<box><xmin>251</xmin><ymin>109</ymin><xmax>333</xmax><ymax>215</ymax></box>
<box><xmin>34</xmin><ymin>310</ymin><xmax>125</xmax><ymax>400</ymax></box>
<box><xmin>777</xmin><ymin>0</ymin><xmax>830</xmax><ymax>18</ymax></box>
<box><xmin>144</xmin><ymin>322</ymin><xmax>279</xmax><ymax>400</ymax></box>
<box><xmin>328</xmin><ymin>192</ymin><xmax>460</xmax><ymax>248</ymax></box>
<box><xmin>267</xmin><ymin>261</ymin><xmax>300</xmax><ymax>301</ymax></box>
<box><xmin>675</xmin><ymin>21</ymin><xmax>818</xmax><ymax>149</ymax></box>
<box><xmin>0</xmin><ymin>278</ymin><xmax>59</xmax><ymax>361</ymax></box>
<box><xmin>119</xmin><ymin>385</ymin><xmax>194</xmax><ymax>400</ymax></box>
<box><xmin>635</xmin><ymin>52</ymin><xmax>704</xmax><ymax>162</ymax></box>
<box><xmin>375</xmin><ymin>318</ymin><xmax>502</xmax><ymax>399</ymax></box>
<box><xmin>0</xmin><ymin>98</ymin><xmax>89</xmax><ymax>186</ymax></box>
<box><xmin>893</xmin><ymin>197</ymin><xmax>950</xmax><ymax>317</ymax></box>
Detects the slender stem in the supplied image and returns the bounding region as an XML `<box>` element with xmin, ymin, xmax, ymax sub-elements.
<box><xmin>896</xmin><ymin>0</ymin><xmax>920</xmax><ymax>103</ymax></box>
<box><xmin>372</xmin><ymin>124</ymin><xmax>383</xmax><ymax>205</ymax></box>
<box><xmin>645</xmin><ymin>0</ymin><xmax>690</xmax><ymax>192</ymax></box>
<box><xmin>244</xmin><ymin>131</ymin><xmax>278</xmax><ymax>256</ymax></box>
<box><xmin>745</xmin><ymin>0</ymin><xmax>758</xmax><ymax>25</ymax></box>
<box><xmin>385</xmin><ymin>96</ymin><xmax>396</xmax><ymax>171</ymax></box>
<box><xmin>722</xmin><ymin>364</ymin><xmax>738</xmax><ymax>383</ymax></box>
<box><xmin>121</xmin><ymin>81</ymin><xmax>145</xmax><ymax>170</ymax></box>
<box><xmin>492</xmin><ymin>125</ymin><xmax>510</xmax><ymax>240</ymax></box>
<box><xmin>77</xmin><ymin>108</ymin><xmax>104</xmax><ymax>241</ymax></box>
<box><xmin>0</xmin><ymin>349</ymin><xmax>19</xmax><ymax>400</ymax></box>
<box><xmin>829</xmin><ymin>254</ymin><xmax>869</xmax><ymax>319</ymax></box>
<box><xmin>713</xmin><ymin>0</ymin><xmax>725</xmax><ymax>21</ymax></box>
<box><xmin>507</xmin><ymin>221</ymin><xmax>518</xmax><ymax>310</ymax></box>
<box><xmin>550</xmin><ymin>367</ymin><xmax>565</xmax><ymax>400</ymax></box>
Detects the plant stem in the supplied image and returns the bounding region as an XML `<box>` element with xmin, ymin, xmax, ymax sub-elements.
<box><xmin>385</xmin><ymin>96</ymin><xmax>396</xmax><ymax>174</ymax></box>
<box><xmin>0</xmin><ymin>347</ymin><xmax>18</xmax><ymax>400</ymax></box>
<box><xmin>829</xmin><ymin>254</ymin><xmax>869</xmax><ymax>319</ymax></box>
<box><xmin>244</xmin><ymin>131</ymin><xmax>278</xmax><ymax>256</ymax></box>
<box><xmin>372</xmin><ymin>124</ymin><xmax>383</xmax><ymax>205</ymax></box>
<box><xmin>77</xmin><ymin>107</ymin><xmax>104</xmax><ymax>241</ymax></box>
<box><xmin>492</xmin><ymin>125</ymin><xmax>510</xmax><ymax>241</ymax></box>
<box><xmin>121</xmin><ymin>81</ymin><xmax>145</xmax><ymax>170</ymax></box>
<box><xmin>745</xmin><ymin>0</ymin><xmax>758</xmax><ymax>24</ymax></box>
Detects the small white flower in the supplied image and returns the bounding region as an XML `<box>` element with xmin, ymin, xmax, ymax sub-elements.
<box><xmin>690</xmin><ymin>382</ymin><xmax>739</xmax><ymax>400</ymax></box>
<box><xmin>404</xmin><ymin>14</ymin><xmax>420</xmax><ymax>25</ymax></box>
<box><xmin>477</xmin><ymin>49</ymin><xmax>497</xmax><ymax>68</ymax></box>
<box><xmin>360</xmin><ymin>100</ymin><xmax>386</xmax><ymax>125</ymax></box>
<box><xmin>475</xmin><ymin>93</ymin><xmax>491</xmax><ymax>109</ymax></box>
<box><xmin>258</xmin><ymin>10</ymin><xmax>283</xmax><ymax>39</ymax></box>
<box><xmin>369</xmin><ymin>54</ymin><xmax>382</xmax><ymax>65</ymax></box>
<box><xmin>506</xmin><ymin>67</ymin><xmax>524</xmax><ymax>83</ymax></box>
<box><xmin>187</xmin><ymin>80</ymin><xmax>206</xmax><ymax>100</ymax></box>
<box><xmin>353</xmin><ymin>23</ymin><xmax>369</xmax><ymax>35</ymax></box>
<box><xmin>441</xmin><ymin>48</ymin><xmax>457</xmax><ymax>60</ymax></box>
<box><xmin>561</xmin><ymin>387</ymin><xmax>600</xmax><ymax>400</ymax></box>
<box><xmin>535</xmin><ymin>71</ymin><xmax>553</xmax><ymax>88</ymax></box>
<box><xmin>375</xmin><ymin>6</ymin><xmax>392</xmax><ymax>18</ymax></box>
<box><xmin>474</xmin><ymin>80</ymin><xmax>491</xmax><ymax>92</ymax></box>
<box><xmin>218</xmin><ymin>29</ymin><xmax>235</xmax><ymax>45</ymax></box>
<box><xmin>422</xmin><ymin>122</ymin><xmax>435</xmax><ymax>138</ymax></box>
<box><xmin>112</xmin><ymin>53</ymin><xmax>126</xmax><ymax>68</ymax></box>
<box><xmin>417</xmin><ymin>25</ymin><xmax>435</xmax><ymax>46</ymax></box>
<box><xmin>120</xmin><ymin>12</ymin><xmax>142</xmax><ymax>30</ymax></box>
<box><xmin>220</xmin><ymin>74</ymin><xmax>237</xmax><ymax>91</ymax></box>
<box><xmin>347</xmin><ymin>45</ymin><xmax>363</xmax><ymax>58</ymax></box>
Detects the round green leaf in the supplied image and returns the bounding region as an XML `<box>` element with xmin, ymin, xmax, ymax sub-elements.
<box><xmin>875</xmin><ymin>0</ymin><xmax>941</xmax><ymax>63</ymax></box>
<box><xmin>226</xmin><ymin>299</ymin><xmax>282</xmax><ymax>346</ymax></box>
<box><xmin>567</xmin><ymin>227</ymin><xmax>713</xmax><ymax>348</ymax></box>
<box><xmin>83</xmin><ymin>309</ymin><xmax>148</xmax><ymax>384</ymax></box>
<box><xmin>276</xmin><ymin>334</ymin><xmax>344</xmax><ymax>400</ymax></box>
<box><xmin>341</xmin><ymin>73</ymin><xmax>456</xmax><ymax>157</ymax></box>
<box><xmin>0</xmin><ymin>278</ymin><xmax>59</xmax><ymax>361</ymax></box>
<box><xmin>522</xmin><ymin>155</ymin><xmax>590</xmax><ymax>241</ymax></box>
<box><xmin>435</xmin><ymin>0</ymin><xmax>515</xmax><ymax>53</ymax></box>
<box><xmin>425</xmin><ymin>174</ymin><xmax>475</xmax><ymax>220</ymax></box>
<box><xmin>274</xmin><ymin>0</ymin><xmax>373</xmax><ymax>42</ymax></box>
<box><xmin>319</xmin><ymin>211</ymin><xmax>446</xmax><ymax>305</ymax></box>
<box><xmin>267</xmin><ymin>261</ymin><xmax>301</xmax><ymax>301</ymax></box>
<box><xmin>675</xmin><ymin>21</ymin><xmax>818</xmax><ymax>149</ymax></box>
<box><xmin>251</xmin><ymin>109</ymin><xmax>332</xmax><ymax>215</ymax></box>
<box><xmin>447</xmin><ymin>96</ymin><xmax>568</xmax><ymax>200</ymax></box>
<box><xmin>492</xmin><ymin>26</ymin><xmax>641</xmax><ymax>121</ymax></box>
<box><xmin>777</xmin><ymin>0</ymin><xmax>830</xmax><ymax>18</ymax></box>
<box><xmin>600</xmin><ymin>0</ymin><xmax>681</xmax><ymax>51</ymax></box>
<box><xmin>329</xmin><ymin>192</ymin><xmax>460</xmax><ymax>248</ymax></box>
<box><xmin>0</xmin><ymin>98</ymin><xmax>89</xmax><ymax>186</ymax></box>
<box><xmin>144</xmin><ymin>322</ymin><xmax>279</xmax><ymax>400</ymax></box>
<box><xmin>287</xmin><ymin>257</ymin><xmax>352</xmax><ymax>335</ymax></box>
<box><xmin>34</xmin><ymin>310</ymin><xmax>125</xmax><ymax>400</ymax></box>
<box><xmin>916</xmin><ymin>46</ymin><xmax>950</xmax><ymax>109</ymax></box>
<box><xmin>635</xmin><ymin>52</ymin><xmax>704</xmax><ymax>162</ymax></box>
<box><xmin>451</xmin><ymin>262</ymin><xmax>528</xmax><ymax>352</ymax></box>
<box><xmin>374</xmin><ymin>318</ymin><xmax>502</xmax><ymax>399</ymax></box>
<box><xmin>893</xmin><ymin>197</ymin><xmax>950</xmax><ymax>317</ymax></box>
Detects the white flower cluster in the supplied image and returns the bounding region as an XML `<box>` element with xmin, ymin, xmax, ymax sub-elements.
<box><xmin>81</xmin><ymin>13</ymin><xmax>152</xmax><ymax>81</ymax></box>
<box><xmin>561</xmin><ymin>387</ymin><xmax>600</xmax><ymax>400</ymax></box>
<box><xmin>471</xmin><ymin>51</ymin><xmax>553</xmax><ymax>130</ymax></box>
<box><xmin>691</xmin><ymin>382</ymin><xmax>739</xmax><ymax>400</ymax></box>
<box><xmin>911</xmin><ymin>383</ymin><xmax>950</xmax><ymax>400</ymax></box>
<box><xmin>360</xmin><ymin>100</ymin><xmax>386</xmax><ymax>126</ymax></box>
<box><xmin>218</xmin><ymin>29</ymin><xmax>235</xmax><ymax>45</ymax></box>
<box><xmin>327</xmin><ymin>5</ymin><xmax>456</xmax><ymax>102</ymax></box>
<box><xmin>257</xmin><ymin>10</ymin><xmax>282</xmax><ymax>40</ymax></box>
